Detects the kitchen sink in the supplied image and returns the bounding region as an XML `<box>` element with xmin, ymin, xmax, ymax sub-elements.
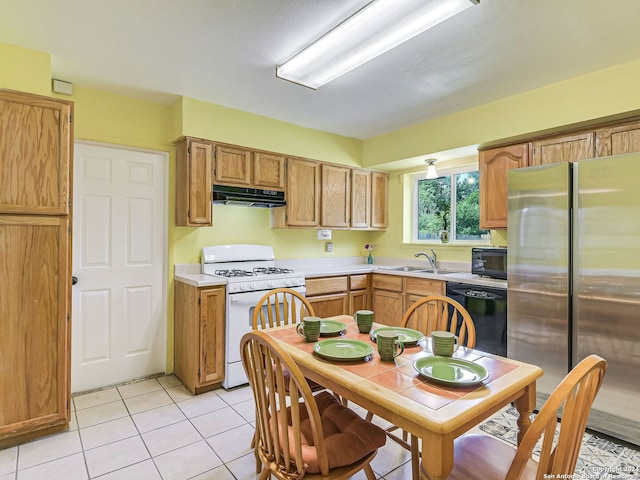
<box><xmin>380</xmin><ymin>266</ymin><xmax>467</xmax><ymax>275</ymax></box>
<box><xmin>381</xmin><ymin>265</ymin><xmax>430</xmax><ymax>272</ymax></box>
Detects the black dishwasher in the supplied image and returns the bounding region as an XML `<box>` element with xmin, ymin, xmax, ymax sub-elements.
<box><xmin>446</xmin><ymin>282</ymin><xmax>507</xmax><ymax>357</ymax></box>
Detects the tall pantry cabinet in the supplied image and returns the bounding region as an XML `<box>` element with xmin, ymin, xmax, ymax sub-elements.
<box><xmin>0</xmin><ymin>90</ymin><xmax>73</xmax><ymax>448</ymax></box>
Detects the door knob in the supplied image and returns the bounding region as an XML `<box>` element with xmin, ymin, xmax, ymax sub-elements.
<box><xmin>72</xmin><ymin>276</ymin><xmax>78</xmax><ymax>285</ymax></box>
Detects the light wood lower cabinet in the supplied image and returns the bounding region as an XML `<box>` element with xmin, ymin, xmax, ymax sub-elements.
<box><xmin>306</xmin><ymin>274</ymin><xmax>371</xmax><ymax>318</ymax></box>
<box><xmin>371</xmin><ymin>274</ymin><xmax>445</xmax><ymax>326</ymax></box>
<box><xmin>305</xmin><ymin>276</ymin><xmax>348</xmax><ymax>318</ymax></box>
<box><xmin>348</xmin><ymin>274</ymin><xmax>370</xmax><ymax>314</ymax></box>
<box><xmin>174</xmin><ymin>281</ymin><xmax>225</xmax><ymax>394</ymax></box>
<box><xmin>0</xmin><ymin>215</ymin><xmax>71</xmax><ymax>448</ymax></box>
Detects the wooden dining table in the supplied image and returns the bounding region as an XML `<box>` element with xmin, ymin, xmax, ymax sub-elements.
<box><xmin>265</xmin><ymin>315</ymin><xmax>543</xmax><ymax>480</ymax></box>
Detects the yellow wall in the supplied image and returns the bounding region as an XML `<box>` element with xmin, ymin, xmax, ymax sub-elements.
<box><xmin>6</xmin><ymin>40</ymin><xmax>640</xmax><ymax>374</ymax></box>
<box><xmin>171</xmin><ymin>96</ymin><xmax>371</xmax><ymax>264</ymax></box>
<box><xmin>0</xmin><ymin>43</ymin><xmax>51</xmax><ymax>95</ymax></box>
<box><xmin>362</xmin><ymin>58</ymin><xmax>640</xmax><ymax>257</ymax></box>
<box><xmin>363</xmin><ymin>59</ymin><xmax>640</xmax><ymax>168</ymax></box>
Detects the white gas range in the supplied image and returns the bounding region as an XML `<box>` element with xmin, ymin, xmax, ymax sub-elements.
<box><xmin>201</xmin><ymin>244</ymin><xmax>305</xmax><ymax>388</ymax></box>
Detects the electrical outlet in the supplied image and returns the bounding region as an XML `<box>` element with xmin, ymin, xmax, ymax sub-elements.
<box><xmin>325</xmin><ymin>242</ymin><xmax>333</xmax><ymax>252</ymax></box>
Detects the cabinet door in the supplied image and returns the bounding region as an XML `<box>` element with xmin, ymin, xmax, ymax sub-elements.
<box><xmin>531</xmin><ymin>132</ymin><xmax>595</xmax><ymax>165</ymax></box>
<box><xmin>404</xmin><ymin>277</ymin><xmax>445</xmax><ymax>296</ymax></box>
<box><xmin>321</xmin><ymin>164</ymin><xmax>350</xmax><ymax>228</ymax></box>
<box><xmin>0</xmin><ymin>91</ymin><xmax>72</xmax><ymax>215</ymax></box>
<box><xmin>0</xmin><ymin>215</ymin><xmax>70</xmax><ymax>446</ymax></box>
<box><xmin>479</xmin><ymin>143</ymin><xmax>529</xmax><ymax>229</ymax></box>
<box><xmin>283</xmin><ymin>158</ymin><xmax>320</xmax><ymax>227</ymax></box>
<box><xmin>349</xmin><ymin>290</ymin><xmax>368</xmax><ymax>314</ymax></box>
<box><xmin>199</xmin><ymin>287</ymin><xmax>225</xmax><ymax>386</ymax></box>
<box><xmin>595</xmin><ymin>120</ymin><xmax>640</xmax><ymax>156</ymax></box>
<box><xmin>307</xmin><ymin>293</ymin><xmax>348</xmax><ymax>318</ymax></box>
<box><xmin>214</xmin><ymin>144</ymin><xmax>251</xmax><ymax>186</ymax></box>
<box><xmin>372</xmin><ymin>289</ymin><xmax>403</xmax><ymax>327</ymax></box>
<box><xmin>370</xmin><ymin>172</ymin><xmax>389</xmax><ymax>229</ymax></box>
<box><xmin>175</xmin><ymin>139</ymin><xmax>212</xmax><ymax>226</ymax></box>
<box><xmin>351</xmin><ymin>169</ymin><xmax>371</xmax><ymax>228</ymax></box>
<box><xmin>254</xmin><ymin>152</ymin><xmax>285</xmax><ymax>190</ymax></box>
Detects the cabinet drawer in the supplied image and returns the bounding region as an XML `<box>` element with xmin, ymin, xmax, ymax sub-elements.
<box><xmin>404</xmin><ymin>277</ymin><xmax>445</xmax><ymax>296</ymax></box>
<box><xmin>305</xmin><ymin>276</ymin><xmax>348</xmax><ymax>296</ymax></box>
<box><xmin>372</xmin><ymin>274</ymin><xmax>402</xmax><ymax>292</ymax></box>
<box><xmin>349</xmin><ymin>274</ymin><xmax>369</xmax><ymax>290</ymax></box>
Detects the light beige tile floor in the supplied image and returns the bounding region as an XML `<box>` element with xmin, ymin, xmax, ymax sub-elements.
<box><xmin>0</xmin><ymin>375</ymin><xmax>418</xmax><ymax>480</ymax></box>
<box><xmin>2</xmin><ymin>375</ymin><xmax>635</xmax><ymax>479</ymax></box>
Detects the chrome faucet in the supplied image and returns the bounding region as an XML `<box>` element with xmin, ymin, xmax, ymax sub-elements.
<box><xmin>415</xmin><ymin>249</ymin><xmax>437</xmax><ymax>269</ymax></box>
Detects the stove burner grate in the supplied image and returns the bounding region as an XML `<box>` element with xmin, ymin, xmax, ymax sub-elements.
<box><xmin>214</xmin><ymin>269</ymin><xmax>257</xmax><ymax>278</ymax></box>
<box><xmin>253</xmin><ymin>267</ymin><xmax>294</xmax><ymax>275</ymax></box>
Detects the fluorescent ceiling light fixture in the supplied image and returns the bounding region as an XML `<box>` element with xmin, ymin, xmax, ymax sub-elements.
<box><xmin>425</xmin><ymin>159</ymin><xmax>438</xmax><ymax>179</ymax></box>
<box><xmin>276</xmin><ymin>0</ymin><xmax>479</xmax><ymax>89</ymax></box>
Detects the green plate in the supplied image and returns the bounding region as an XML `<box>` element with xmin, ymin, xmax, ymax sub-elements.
<box><xmin>314</xmin><ymin>339</ymin><xmax>374</xmax><ymax>362</ymax></box>
<box><xmin>413</xmin><ymin>356</ymin><xmax>489</xmax><ymax>387</ymax></box>
<box><xmin>371</xmin><ymin>327</ymin><xmax>425</xmax><ymax>347</ymax></box>
<box><xmin>319</xmin><ymin>319</ymin><xmax>347</xmax><ymax>336</ymax></box>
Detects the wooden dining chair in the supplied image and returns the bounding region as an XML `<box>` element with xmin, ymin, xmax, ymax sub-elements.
<box><xmin>252</xmin><ymin>287</ymin><xmax>314</xmax><ymax>329</ymax></box>
<box><xmin>402</xmin><ymin>294</ymin><xmax>476</xmax><ymax>348</ymax></box>
<box><xmin>446</xmin><ymin>354</ymin><xmax>607</xmax><ymax>480</ymax></box>
<box><xmin>240</xmin><ymin>330</ymin><xmax>386</xmax><ymax>480</ymax></box>
<box><xmin>367</xmin><ymin>294</ymin><xmax>477</xmax><ymax>480</ymax></box>
<box><xmin>250</xmin><ymin>287</ymin><xmax>322</xmax><ymax>472</ymax></box>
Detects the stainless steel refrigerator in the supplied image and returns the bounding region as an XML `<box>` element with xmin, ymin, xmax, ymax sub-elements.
<box><xmin>507</xmin><ymin>154</ymin><xmax>640</xmax><ymax>446</ymax></box>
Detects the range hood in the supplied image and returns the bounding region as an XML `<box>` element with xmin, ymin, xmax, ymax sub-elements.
<box><xmin>212</xmin><ymin>185</ymin><xmax>286</xmax><ymax>208</ymax></box>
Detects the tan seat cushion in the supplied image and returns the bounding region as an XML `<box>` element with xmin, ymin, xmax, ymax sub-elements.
<box><xmin>286</xmin><ymin>391</ymin><xmax>386</xmax><ymax>473</ymax></box>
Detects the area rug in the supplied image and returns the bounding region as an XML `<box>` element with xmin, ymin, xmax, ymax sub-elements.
<box><xmin>478</xmin><ymin>406</ymin><xmax>640</xmax><ymax>479</ymax></box>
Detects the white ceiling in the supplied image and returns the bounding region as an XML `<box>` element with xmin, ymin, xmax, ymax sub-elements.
<box><xmin>2</xmin><ymin>0</ymin><xmax>640</xmax><ymax>141</ymax></box>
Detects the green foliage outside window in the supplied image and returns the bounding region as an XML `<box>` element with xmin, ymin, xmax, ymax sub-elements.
<box><xmin>417</xmin><ymin>171</ymin><xmax>487</xmax><ymax>241</ymax></box>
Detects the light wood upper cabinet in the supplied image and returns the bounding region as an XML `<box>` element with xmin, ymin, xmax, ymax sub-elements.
<box><xmin>321</xmin><ymin>163</ymin><xmax>350</xmax><ymax>228</ymax></box>
<box><xmin>272</xmin><ymin>157</ymin><xmax>320</xmax><ymax>227</ymax></box>
<box><xmin>214</xmin><ymin>144</ymin><xmax>251</xmax><ymax>186</ymax></box>
<box><xmin>174</xmin><ymin>282</ymin><xmax>225</xmax><ymax>395</ymax></box>
<box><xmin>254</xmin><ymin>151</ymin><xmax>285</xmax><ymax>190</ymax></box>
<box><xmin>531</xmin><ymin>132</ymin><xmax>595</xmax><ymax>165</ymax></box>
<box><xmin>479</xmin><ymin>143</ymin><xmax>529</xmax><ymax>229</ymax></box>
<box><xmin>371</xmin><ymin>171</ymin><xmax>389</xmax><ymax>229</ymax></box>
<box><xmin>0</xmin><ymin>90</ymin><xmax>72</xmax><ymax>215</ymax></box>
<box><xmin>351</xmin><ymin>169</ymin><xmax>371</xmax><ymax>228</ymax></box>
<box><xmin>214</xmin><ymin>145</ymin><xmax>285</xmax><ymax>190</ymax></box>
<box><xmin>175</xmin><ymin>138</ymin><xmax>213</xmax><ymax>226</ymax></box>
<box><xmin>595</xmin><ymin>120</ymin><xmax>640</xmax><ymax>157</ymax></box>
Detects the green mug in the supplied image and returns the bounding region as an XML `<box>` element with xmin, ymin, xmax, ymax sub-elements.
<box><xmin>296</xmin><ymin>316</ymin><xmax>321</xmax><ymax>342</ymax></box>
<box><xmin>354</xmin><ymin>309</ymin><xmax>374</xmax><ymax>333</ymax></box>
<box><xmin>377</xmin><ymin>331</ymin><xmax>404</xmax><ymax>361</ymax></box>
<box><xmin>430</xmin><ymin>330</ymin><xmax>459</xmax><ymax>357</ymax></box>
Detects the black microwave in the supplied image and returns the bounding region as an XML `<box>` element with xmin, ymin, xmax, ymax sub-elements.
<box><xmin>471</xmin><ymin>247</ymin><xmax>507</xmax><ymax>280</ymax></box>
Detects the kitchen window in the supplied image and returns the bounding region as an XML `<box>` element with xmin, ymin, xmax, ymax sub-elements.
<box><xmin>412</xmin><ymin>167</ymin><xmax>488</xmax><ymax>243</ymax></box>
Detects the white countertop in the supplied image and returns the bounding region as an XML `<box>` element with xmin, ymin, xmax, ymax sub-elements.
<box><xmin>174</xmin><ymin>258</ymin><xmax>507</xmax><ymax>289</ymax></box>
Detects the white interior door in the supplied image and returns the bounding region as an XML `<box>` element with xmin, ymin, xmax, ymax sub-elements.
<box><xmin>71</xmin><ymin>142</ymin><xmax>167</xmax><ymax>393</ymax></box>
